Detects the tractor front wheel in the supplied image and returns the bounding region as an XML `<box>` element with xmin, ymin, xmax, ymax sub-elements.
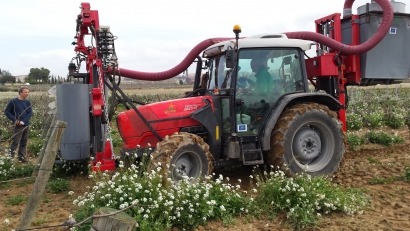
<box><xmin>150</xmin><ymin>132</ymin><xmax>213</xmax><ymax>182</ymax></box>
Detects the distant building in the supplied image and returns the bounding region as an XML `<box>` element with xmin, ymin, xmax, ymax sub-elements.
<box><xmin>16</xmin><ymin>75</ymin><xmax>28</xmax><ymax>83</ymax></box>
<box><xmin>175</xmin><ymin>73</ymin><xmax>195</xmax><ymax>85</ymax></box>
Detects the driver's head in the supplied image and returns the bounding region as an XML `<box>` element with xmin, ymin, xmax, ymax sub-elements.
<box><xmin>250</xmin><ymin>58</ymin><xmax>267</xmax><ymax>73</ymax></box>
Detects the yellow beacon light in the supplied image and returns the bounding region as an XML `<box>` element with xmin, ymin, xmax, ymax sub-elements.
<box><xmin>233</xmin><ymin>25</ymin><xmax>241</xmax><ymax>34</ymax></box>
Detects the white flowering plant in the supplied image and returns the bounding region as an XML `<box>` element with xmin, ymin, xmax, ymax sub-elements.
<box><xmin>0</xmin><ymin>155</ymin><xmax>34</xmax><ymax>181</ymax></box>
<box><xmin>347</xmin><ymin>87</ymin><xmax>410</xmax><ymax>131</ymax></box>
<box><xmin>73</xmin><ymin>153</ymin><xmax>249</xmax><ymax>231</ymax></box>
<box><xmin>252</xmin><ymin>167</ymin><xmax>369</xmax><ymax>230</ymax></box>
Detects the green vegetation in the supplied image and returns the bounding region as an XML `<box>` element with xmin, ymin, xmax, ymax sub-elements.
<box><xmin>347</xmin><ymin>113</ymin><xmax>364</xmax><ymax>131</ymax></box>
<box><xmin>253</xmin><ymin>168</ymin><xmax>368</xmax><ymax>229</ymax></box>
<box><xmin>347</xmin><ymin>130</ymin><xmax>404</xmax><ymax>149</ymax></box>
<box><xmin>31</xmin><ymin>217</ymin><xmax>49</xmax><ymax>226</ymax></box>
<box><xmin>367</xmin><ymin>157</ymin><xmax>380</xmax><ymax>165</ymax></box>
<box><xmin>0</xmin><ymin>85</ymin><xmax>408</xmax><ymax>230</ymax></box>
<box><xmin>27</xmin><ymin>137</ymin><xmax>43</xmax><ymax>157</ymax></box>
<box><xmin>0</xmin><ymin>155</ymin><xmax>34</xmax><ymax>181</ymax></box>
<box><xmin>405</xmin><ymin>167</ymin><xmax>410</xmax><ymax>182</ymax></box>
<box><xmin>364</xmin><ymin>111</ymin><xmax>384</xmax><ymax>128</ymax></box>
<box><xmin>51</xmin><ymin>160</ymin><xmax>89</xmax><ymax>178</ymax></box>
<box><xmin>347</xmin><ymin>86</ymin><xmax>410</xmax><ymax>131</ymax></box>
<box><xmin>47</xmin><ymin>178</ymin><xmax>70</xmax><ymax>193</ymax></box>
<box><xmin>347</xmin><ymin>133</ymin><xmax>365</xmax><ymax>150</ymax></box>
<box><xmin>74</xmin><ymin>154</ymin><xmax>250</xmax><ymax>230</ymax></box>
<box><xmin>366</xmin><ymin>131</ymin><xmax>404</xmax><ymax>146</ymax></box>
<box><xmin>73</xmin><ymin>159</ymin><xmax>368</xmax><ymax>231</ymax></box>
<box><xmin>5</xmin><ymin>195</ymin><xmax>27</xmax><ymax>206</ymax></box>
<box><xmin>368</xmin><ymin>176</ymin><xmax>397</xmax><ymax>185</ymax></box>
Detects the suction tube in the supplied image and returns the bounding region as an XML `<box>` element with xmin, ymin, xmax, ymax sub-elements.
<box><xmin>284</xmin><ymin>0</ymin><xmax>393</xmax><ymax>55</ymax></box>
<box><xmin>112</xmin><ymin>0</ymin><xmax>393</xmax><ymax>80</ymax></box>
<box><xmin>112</xmin><ymin>38</ymin><xmax>232</xmax><ymax>81</ymax></box>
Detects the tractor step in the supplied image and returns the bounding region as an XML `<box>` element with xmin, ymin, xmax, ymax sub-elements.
<box><xmin>242</xmin><ymin>149</ymin><xmax>264</xmax><ymax>165</ymax></box>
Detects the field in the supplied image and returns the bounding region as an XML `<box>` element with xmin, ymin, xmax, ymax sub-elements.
<box><xmin>0</xmin><ymin>82</ymin><xmax>409</xmax><ymax>230</ymax></box>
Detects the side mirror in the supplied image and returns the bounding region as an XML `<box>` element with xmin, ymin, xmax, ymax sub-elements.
<box><xmin>226</xmin><ymin>50</ymin><xmax>237</xmax><ymax>68</ymax></box>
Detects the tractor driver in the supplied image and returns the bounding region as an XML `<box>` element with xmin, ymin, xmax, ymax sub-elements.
<box><xmin>250</xmin><ymin>58</ymin><xmax>273</xmax><ymax>96</ymax></box>
<box><xmin>240</xmin><ymin>57</ymin><xmax>273</xmax><ymax>130</ymax></box>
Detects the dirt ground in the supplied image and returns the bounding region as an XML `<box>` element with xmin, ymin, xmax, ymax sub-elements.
<box><xmin>0</xmin><ymin>129</ymin><xmax>409</xmax><ymax>231</ymax></box>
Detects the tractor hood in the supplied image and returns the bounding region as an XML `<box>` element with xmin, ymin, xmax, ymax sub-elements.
<box><xmin>139</xmin><ymin>95</ymin><xmax>213</xmax><ymax>119</ymax></box>
<box><xmin>116</xmin><ymin>95</ymin><xmax>214</xmax><ymax>150</ymax></box>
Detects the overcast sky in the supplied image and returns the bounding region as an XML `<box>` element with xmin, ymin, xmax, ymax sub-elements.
<box><xmin>1</xmin><ymin>0</ymin><xmax>408</xmax><ymax>77</ymax></box>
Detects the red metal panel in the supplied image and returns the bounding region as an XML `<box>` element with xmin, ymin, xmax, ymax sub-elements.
<box><xmin>92</xmin><ymin>141</ymin><xmax>116</xmax><ymax>171</ymax></box>
<box><xmin>306</xmin><ymin>54</ymin><xmax>339</xmax><ymax>77</ymax></box>
<box><xmin>344</xmin><ymin>14</ymin><xmax>361</xmax><ymax>84</ymax></box>
<box><xmin>91</xmin><ymin>88</ymin><xmax>103</xmax><ymax>116</ymax></box>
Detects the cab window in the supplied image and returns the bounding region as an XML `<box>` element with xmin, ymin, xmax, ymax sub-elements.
<box><xmin>208</xmin><ymin>56</ymin><xmax>233</xmax><ymax>90</ymax></box>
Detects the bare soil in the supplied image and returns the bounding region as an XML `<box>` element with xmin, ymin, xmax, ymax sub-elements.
<box><xmin>1</xmin><ymin>128</ymin><xmax>409</xmax><ymax>231</ymax></box>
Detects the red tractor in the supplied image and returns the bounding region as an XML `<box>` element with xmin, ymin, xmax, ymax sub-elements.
<box><xmin>64</xmin><ymin>0</ymin><xmax>408</xmax><ymax>181</ymax></box>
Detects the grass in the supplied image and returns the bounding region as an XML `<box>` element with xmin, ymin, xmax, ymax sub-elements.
<box><xmin>367</xmin><ymin>157</ymin><xmax>380</xmax><ymax>165</ymax></box>
<box><xmin>368</xmin><ymin>176</ymin><xmax>397</xmax><ymax>185</ymax></box>
<box><xmin>47</xmin><ymin>178</ymin><xmax>70</xmax><ymax>193</ymax></box>
<box><xmin>405</xmin><ymin>167</ymin><xmax>410</xmax><ymax>182</ymax></box>
<box><xmin>31</xmin><ymin>217</ymin><xmax>49</xmax><ymax>226</ymax></box>
<box><xmin>5</xmin><ymin>195</ymin><xmax>27</xmax><ymax>206</ymax></box>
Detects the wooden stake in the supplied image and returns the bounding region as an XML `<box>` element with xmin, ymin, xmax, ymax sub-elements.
<box><xmin>17</xmin><ymin>120</ymin><xmax>67</xmax><ymax>230</ymax></box>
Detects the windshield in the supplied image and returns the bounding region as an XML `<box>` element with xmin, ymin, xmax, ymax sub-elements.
<box><xmin>237</xmin><ymin>48</ymin><xmax>304</xmax><ymax>95</ymax></box>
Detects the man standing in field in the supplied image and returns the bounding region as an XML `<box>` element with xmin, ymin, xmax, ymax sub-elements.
<box><xmin>4</xmin><ymin>86</ymin><xmax>33</xmax><ymax>163</ymax></box>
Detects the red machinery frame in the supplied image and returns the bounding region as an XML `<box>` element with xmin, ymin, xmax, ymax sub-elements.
<box><xmin>73</xmin><ymin>3</ymin><xmax>115</xmax><ymax>171</ymax></box>
<box><xmin>305</xmin><ymin>13</ymin><xmax>362</xmax><ymax>132</ymax></box>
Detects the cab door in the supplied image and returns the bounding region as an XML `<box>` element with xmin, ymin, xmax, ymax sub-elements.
<box><xmin>207</xmin><ymin>55</ymin><xmax>236</xmax><ymax>135</ymax></box>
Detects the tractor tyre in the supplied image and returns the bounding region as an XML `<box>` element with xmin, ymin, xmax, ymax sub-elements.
<box><xmin>267</xmin><ymin>103</ymin><xmax>344</xmax><ymax>175</ymax></box>
<box><xmin>149</xmin><ymin>132</ymin><xmax>213</xmax><ymax>183</ymax></box>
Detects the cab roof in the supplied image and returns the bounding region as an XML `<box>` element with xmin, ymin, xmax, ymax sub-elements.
<box><xmin>203</xmin><ymin>34</ymin><xmax>313</xmax><ymax>58</ymax></box>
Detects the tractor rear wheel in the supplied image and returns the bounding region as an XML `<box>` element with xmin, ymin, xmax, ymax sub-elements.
<box><xmin>267</xmin><ymin>103</ymin><xmax>344</xmax><ymax>175</ymax></box>
<box><xmin>149</xmin><ymin>132</ymin><xmax>213</xmax><ymax>182</ymax></box>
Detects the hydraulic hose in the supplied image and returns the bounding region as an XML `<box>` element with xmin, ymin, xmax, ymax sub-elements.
<box><xmin>112</xmin><ymin>38</ymin><xmax>232</xmax><ymax>81</ymax></box>
<box><xmin>284</xmin><ymin>0</ymin><xmax>393</xmax><ymax>55</ymax></box>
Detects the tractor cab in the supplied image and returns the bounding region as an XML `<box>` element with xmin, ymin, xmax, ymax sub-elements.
<box><xmin>198</xmin><ymin>34</ymin><xmax>314</xmax><ymax>165</ymax></box>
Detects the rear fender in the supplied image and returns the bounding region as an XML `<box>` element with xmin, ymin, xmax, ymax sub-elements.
<box><xmin>261</xmin><ymin>92</ymin><xmax>342</xmax><ymax>151</ymax></box>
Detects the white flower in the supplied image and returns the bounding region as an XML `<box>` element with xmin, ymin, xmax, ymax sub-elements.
<box><xmin>3</xmin><ymin>219</ymin><xmax>10</xmax><ymax>225</ymax></box>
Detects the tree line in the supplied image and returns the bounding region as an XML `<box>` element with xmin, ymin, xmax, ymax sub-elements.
<box><xmin>0</xmin><ymin>67</ymin><xmax>67</xmax><ymax>84</ymax></box>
